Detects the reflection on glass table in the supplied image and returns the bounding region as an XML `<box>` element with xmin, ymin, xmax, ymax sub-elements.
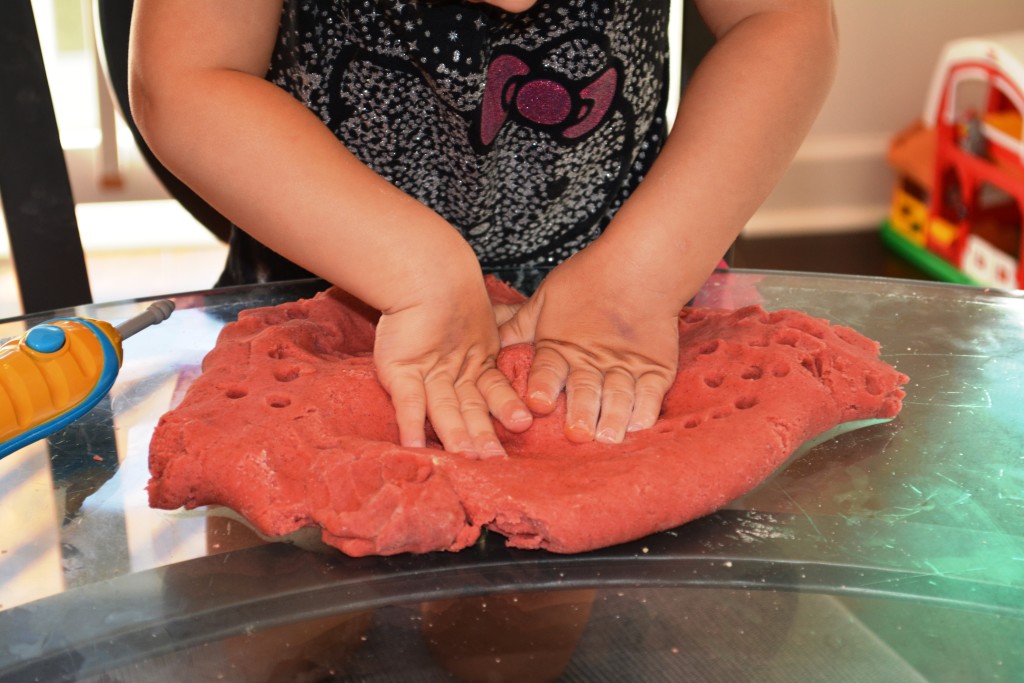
<box><xmin>0</xmin><ymin>271</ymin><xmax>1021</xmax><ymax>682</ymax></box>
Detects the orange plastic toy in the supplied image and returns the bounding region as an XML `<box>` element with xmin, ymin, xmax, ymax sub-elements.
<box><xmin>883</xmin><ymin>32</ymin><xmax>1024</xmax><ymax>289</ymax></box>
<box><xmin>0</xmin><ymin>300</ymin><xmax>174</xmax><ymax>457</ymax></box>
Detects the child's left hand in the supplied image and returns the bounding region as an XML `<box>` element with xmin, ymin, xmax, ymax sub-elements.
<box><xmin>498</xmin><ymin>247</ymin><xmax>682</xmax><ymax>443</ymax></box>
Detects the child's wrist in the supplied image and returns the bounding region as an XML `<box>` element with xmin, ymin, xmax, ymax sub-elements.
<box><xmin>584</xmin><ymin>228</ymin><xmax>706</xmax><ymax>312</ymax></box>
<box><xmin>378</xmin><ymin>232</ymin><xmax>484</xmax><ymax>315</ymax></box>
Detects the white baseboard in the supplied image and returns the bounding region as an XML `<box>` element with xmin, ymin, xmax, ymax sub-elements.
<box><xmin>746</xmin><ymin>131</ymin><xmax>895</xmax><ymax>236</ymax></box>
<box><xmin>744</xmin><ymin>204</ymin><xmax>890</xmax><ymax>237</ymax></box>
<box><xmin>791</xmin><ymin>132</ymin><xmax>891</xmax><ymax>163</ymax></box>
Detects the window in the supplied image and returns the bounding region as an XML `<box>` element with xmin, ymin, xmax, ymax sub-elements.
<box><xmin>0</xmin><ymin>0</ymin><xmax>224</xmax><ymax>318</ymax></box>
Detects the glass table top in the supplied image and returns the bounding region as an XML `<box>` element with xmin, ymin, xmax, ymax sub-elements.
<box><xmin>0</xmin><ymin>270</ymin><xmax>1021</xmax><ymax>682</ymax></box>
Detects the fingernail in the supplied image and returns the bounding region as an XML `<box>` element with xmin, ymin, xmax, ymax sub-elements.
<box><xmin>565</xmin><ymin>421</ymin><xmax>593</xmax><ymax>443</ymax></box>
<box><xmin>482</xmin><ymin>441</ymin><xmax>507</xmax><ymax>458</ymax></box>
<box><xmin>622</xmin><ymin>417</ymin><xmax>655</xmax><ymax>432</ymax></box>
<box><xmin>596</xmin><ymin>428</ymin><xmax>620</xmax><ymax>444</ymax></box>
<box><xmin>528</xmin><ymin>391</ymin><xmax>553</xmax><ymax>412</ymax></box>
<box><xmin>511</xmin><ymin>409</ymin><xmax>532</xmax><ymax>424</ymax></box>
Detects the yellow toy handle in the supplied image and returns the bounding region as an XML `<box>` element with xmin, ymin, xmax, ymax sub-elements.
<box><xmin>0</xmin><ymin>300</ymin><xmax>173</xmax><ymax>457</ymax></box>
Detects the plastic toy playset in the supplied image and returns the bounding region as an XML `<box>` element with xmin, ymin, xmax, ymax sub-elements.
<box><xmin>883</xmin><ymin>32</ymin><xmax>1024</xmax><ymax>289</ymax></box>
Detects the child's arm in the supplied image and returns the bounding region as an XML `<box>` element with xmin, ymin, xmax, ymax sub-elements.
<box><xmin>501</xmin><ymin>0</ymin><xmax>839</xmax><ymax>442</ymax></box>
<box><xmin>129</xmin><ymin>0</ymin><xmax>531</xmax><ymax>456</ymax></box>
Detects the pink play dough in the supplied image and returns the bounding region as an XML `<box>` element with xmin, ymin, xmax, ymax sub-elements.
<box><xmin>148</xmin><ymin>279</ymin><xmax>907</xmax><ymax>556</ymax></box>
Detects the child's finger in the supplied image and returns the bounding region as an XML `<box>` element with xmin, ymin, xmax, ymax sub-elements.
<box><xmin>594</xmin><ymin>369</ymin><xmax>635</xmax><ymax>444</ymax></box>
<box><xmin>629</xmin><ymin>373</ymin><xmax>670</xmax><ymax>432</ymax></box>
<box><xmin>563</xmin><ymin>364</ymin><xmax>603</xmax><ymax>443</ymax></box>
<box><xmin>525</xmin><ymin>345</ymin><xmax>569</xmax><ymax>415</ymax></box>
<box><xmin>455</xmin><ymin>379</ymin><xmax>507</xmax><ymax>458</ymax></box>
<box><xmin>477</xmin><ymin>366</ymin><xmax>533</xmax><ymax>433</ymax></box>
<box><xmin>424</xmin><ymin>375</ymin><xmax>477</xmax><ymax>455</ymax></box>
<box><xmin>498</xmin><ymin>301</ymin><xmax>538</xmax><ymax>347</ymax></box>
<box><xmin>387</xmin><ymin>374</ymin><xmax>428</xmax><ymax>449</ymax></box>
<box><xmin>492</xmin><ymin>303</ymin><xmax>521</xmax><ymax>328</ymax></box>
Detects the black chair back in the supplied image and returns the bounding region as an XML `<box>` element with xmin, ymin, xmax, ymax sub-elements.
<box><xmin>0</xmin><ymin>0</ymin><xmax>92</xmax><ymax>314</ymax></box>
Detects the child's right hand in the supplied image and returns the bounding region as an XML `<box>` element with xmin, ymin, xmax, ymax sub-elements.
<box><xmin>373</xmin><ymin>275</ymin><xmax>533</xmax><ymax>457</ymax></box>
<box><xmin>129</xmin><ymin>0</ymin><xmax>547</xmax><ymax>458</ymax></box>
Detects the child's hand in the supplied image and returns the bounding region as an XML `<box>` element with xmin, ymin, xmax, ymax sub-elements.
<box><xmin>374</xmin><ymin>279</ymin><xmax>532</xmax><ymax>457</ymax></box>
<box><xmin>499</xmin><ymin>250</ymin><xmax>680</xmax><ymax>444</ymax></box>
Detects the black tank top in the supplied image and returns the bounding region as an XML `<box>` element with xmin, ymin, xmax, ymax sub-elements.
<box><xmin>220</xmin><ymin>0</ymin><xmax>670</xmax><ymax>286</ymax></box>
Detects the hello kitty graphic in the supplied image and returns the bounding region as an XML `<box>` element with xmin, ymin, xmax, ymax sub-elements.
<box><xmin>476</xmin><ymin>43</ymin><xmax>621</xmax><ymax>147</ymax></box>
<box><xmin>266</xmin><ymin>0</ymin><xmax>670</xmax><ymax>269</ymax></box>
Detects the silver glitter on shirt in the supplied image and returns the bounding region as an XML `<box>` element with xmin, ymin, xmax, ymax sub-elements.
<box><xmin>269</xmin><ymin>0</ymin><xmax>670</xmax><ymax>268</ymax></box>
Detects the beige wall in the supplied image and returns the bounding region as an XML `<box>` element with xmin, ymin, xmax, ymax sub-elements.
<box><xmin>746</xmin><ymin>0</ymin><xmax>1024</xmax><ymax>235</ymax></box>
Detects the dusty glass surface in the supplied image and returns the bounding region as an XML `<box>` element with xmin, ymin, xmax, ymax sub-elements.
<box><xmin>0</xmin><ymin>271</ymin><xmax>1021</xmax><ymax>682</ymax></box>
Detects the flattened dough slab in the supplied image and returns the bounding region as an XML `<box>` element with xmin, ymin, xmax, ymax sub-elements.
<box><xmin>148</xmin><ymin>280</ymin><xmax>907</xmax><ymax>555</ymax></box>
